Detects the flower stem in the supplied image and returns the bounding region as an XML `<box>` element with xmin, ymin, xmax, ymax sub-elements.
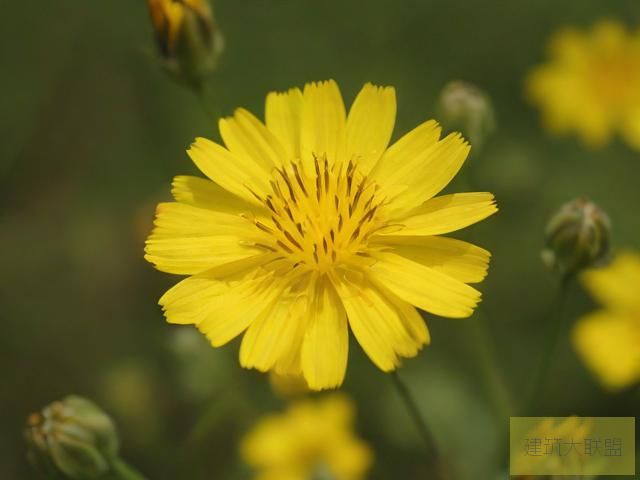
<box><xmin>196</xmin><ymin>80</ymin><xmax>220</xmax><ymax>121</ymax></box>
<box><xmin>522</xmin><ymin>274</ymin><xmax>573</xmax><ymax>415</ymax></box>
<box><xmin>390</xmin><ymin>371</ymin><xmax>449</xmax><ymax>479</ymax></box>
<box><xmin>110</xmin><ymin>458</ymin><xmax>147</xmax><ymax>480</ymax></box>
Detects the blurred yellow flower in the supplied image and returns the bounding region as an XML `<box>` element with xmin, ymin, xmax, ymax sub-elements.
<box><xmin>527</xmin><ymin>21</ymin><xmax>640</xmax><ymax>150</ymax></box>
<box><xmin>572</xmin><ymin>251</ymin><xmax>640</xmax><ymax>390</ymax></box>
<box><xmin>269</xmin><ymin>372</ymin><xmax>310</xmax><ymax>398</ymax></box>
<box><xmin>145</xmin><ymin>80</ymin><xmax>497</xmax><ymax>390</ymax></box>
<box><xmin>240</xmin><ymin>394</ymin><xmax>372</xmax><ymax>480</ymax></box>
<box><xmin>512</xmin><ymin>416</ymin><xmax>592</xmax><ymax>476</ymax></box>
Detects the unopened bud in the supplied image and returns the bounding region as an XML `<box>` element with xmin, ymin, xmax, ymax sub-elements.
<box><xmin>146</xmin><ymin>0</ymin><xmax>224</xmax><ymax>88</ymax></box>
<box><xmin>542</xmin><ymin>198</ymin><xmax>611</xmax><ymax>276</ymax></box>
<box><xmin>24</xmin><ymin>396</ymin><xmax>119</xmax><ymax>479</ymax></box>
<box><xmin>438</xmin><ymin>80</ymin><xmax>495</xmax><ymax>149</ymax></box>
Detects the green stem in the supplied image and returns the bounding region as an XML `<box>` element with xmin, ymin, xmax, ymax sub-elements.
<box><xmin>390</xmin><ymin>371</ymin><xmax>449</xmax><ymax>479</ymax></box>
<box><xmin>522</xmin><ymin>274</ymin><xmax>573</xmax><ymax>416</ymax></box>
<box><xmin>110</xmin><ymin>458</ymin><xmax>147</xmax><ymax>480</ymax></box>
<box><xmin>472</xmin><ymin>306</ymin><xmax>514</xmax><ymax>420</ymax></box>
<box><xmin>196</xmin><ymin>81</ymin><xmax>220</xmax><ymax>121</ymax></box>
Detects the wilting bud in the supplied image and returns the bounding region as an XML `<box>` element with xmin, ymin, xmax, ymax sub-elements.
<box><xmin>438</xmin><ymin>80</ymin><xmax>495</xmax><ymax>149</ymax></box>
<box><xmin>146</xmin><ymin>0</ymin><xmax>224</xmax><ymax>88</ymax></box>
<box><xmin>542</xmin><ymin>198</ymin><xmax>611</xmax><ymax>276</ymax></box>
<box><xmin>24</xmin><ymin>396</ymin><xmax>119</xmax><ymax>479</ymax></box>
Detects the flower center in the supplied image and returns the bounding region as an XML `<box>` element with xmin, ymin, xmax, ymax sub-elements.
<box><xmin>250</xmin><ymin>155</ymin><xmax>386</xmax><ymax>274</ymax></box>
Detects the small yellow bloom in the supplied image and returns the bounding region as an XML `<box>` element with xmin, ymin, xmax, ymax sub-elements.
<box><xmin>527</xmin><ymin>21</ymin><xmax>640</xmax><ymax>150</ymax></box>
<box><xmin>240</xmin><ymin>394</ymin><xmax>372</xmax><ymax>480</ymax></box>
<box><xmin>145</xmin><ymin>80</ymin><xmax>497</xmax><ymax>390</ymax></box>
<box><xmin>572</xmin><ymin>251</ymin><xmax>640</xmax><ymax>390</ymax></box>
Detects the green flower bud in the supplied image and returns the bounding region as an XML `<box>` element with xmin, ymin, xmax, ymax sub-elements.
<box><xmin>438</xmin><ymin>80</ymin><xmax>495</xmax><ymax>149</ymax></box>
<box><xmin>542</xmin><ymin>198</ymin><xmax>611</xmax><ymax>277</ymax></box>
<box><xmin>146</xmin><ymin>0</ymin><xmax>224</xmax><ymax>89</ymax></box>
<box><xmin>25</xmin><ymin>396</ymin><xmax>119</xmax><ymax>479</ymax></box>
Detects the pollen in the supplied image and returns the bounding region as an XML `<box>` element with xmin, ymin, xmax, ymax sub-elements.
<box><xmin>248</xmin><ymin>155</ymin><xmax>386</xmax><ymax>274</ymax></box>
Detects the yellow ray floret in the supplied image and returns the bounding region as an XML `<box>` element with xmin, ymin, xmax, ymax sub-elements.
<box><xmin>145</xmin><ymin>80</ymin><xmax>498</xmax><ymax>390</ymax></box>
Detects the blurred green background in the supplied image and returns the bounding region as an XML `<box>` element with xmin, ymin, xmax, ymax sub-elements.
<box><xmin>2</xmin><ymin>1</ymin><xmax>639</xmax><ymax>479</ymax></box>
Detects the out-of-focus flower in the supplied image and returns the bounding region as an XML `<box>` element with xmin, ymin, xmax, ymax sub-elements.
<box><xmin>240</xmin><ymin>394</ymin><xmax>372</xmax><ymax>480</ymax></box>
<box><xmin>166</xmin><ymin>327</ymin><xmax>233</xmax><ymax>403</ymax></box>
<box><xmin>24</xmin><ymin>396</ymin><xmax>118</xmax><ymax>479</ymax></box>
<box><xmin>527</xmin><ymin>21</ymin><xmax>640</xmax><ymax>150</ymax></box>
<box><xmin>541</xmin><ymin>198</ymin><xmax>610</xmax><ymax>277</ymax></box>
<box><xmin>438</xmin><ymin>80</ymin><xmax>495</xmax><ymax>150</ymax></box>
<box><xmin>269</xmin><ymin>371</ymin><xmax>310</xmax><ymax>398</ymax></box>
<box><xmin>100</xmin><ymin>360</ymin><xmax>161</xmax><ymax>446</ymax></box>
<box><xmin>512</xmin><ymin>416</ymin><xmax>592</xmax><ymax>476</ymax></box>
<box><xmin>146</xmin><ymin>0</ymin><xmax>224</xmax><ymax>88</ymax></box>
<box><xmin>572</xmin><ymin>252</ymin><xmax>640</xmax><ymax>390</ymax></box>
<box><xmin>145</xmin><ymin>80</ymin><xmax>497</xmax><ymax>390</ymax></box>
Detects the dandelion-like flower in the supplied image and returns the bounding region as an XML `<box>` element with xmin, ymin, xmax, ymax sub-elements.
<box><xmin>145</xmin><ymin>80</ymin><xmax>497</xmax><ymax>390</ymax></box>
<box><xmin>240</xmin><ymin>394</ymin><xmax>372</xmax><ymax>480</ymax></box>
<box><xmin>527</xmin><ymin>21</ymin><xmax>640</xmax><ymax>150</ymax></box>
<box><xmin>572</xmin><ymin>252</ymin><xmax>640</xmax><ymax>390</ymax></box>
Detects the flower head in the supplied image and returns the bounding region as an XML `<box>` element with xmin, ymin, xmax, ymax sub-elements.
<box><xmin>438</xmin><ymin>80</ymin><xmax>495</xmax><ymax>150</ymax></box>
<box><xmin>572</xmin><ymin>251</ymin><xmax>640</xmax><ymax>390</ymax></box>
<box><xmin>24</xmin><ymin>396</ymin><xmax>119</xmax><ymax>479</ymax></box>
<box><xmin>512</xmin><ymin>416</ymin><xmax>592</xmax><ymax>476</ymax></box>
<box><xmin>541</xmin><ymin>198</ymin><xmax>610</xmax><ymax>277</ymax></box>
<box><xmin>146</xmin><ymin>0</ymin><xmax>223</xmax><ymax>86</ymax></box>
<box><xmin>145</xmin><ymin>80</ymin><xmax>497</xmax><ymax>390</ymax></box>
<box><xmin>527</xmin><ymin>21</ymin><xmax>640</xmax><ymax>150</ymax></box>
<box><xmin>240</xmin><ymin>394</ymin><xmax>372</xmax><ymax>480</ymax></box>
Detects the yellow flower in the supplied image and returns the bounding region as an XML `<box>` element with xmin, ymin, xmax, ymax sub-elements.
<box><xmin>572</xmin><ymin>251</ymin><xmax>640</xmax><ymax>390</ymax></box>
<box><xmin>240</xmin><ymin>394</ymin><xmax>372</xmax><ymax>480</ymax></box>
<box><xmin>512</xmin><ymin>416</ymin><xmax>592</xmax><ymax>476</ymax></box>
<box><xmin>145</xmin><ymin>80</ymin><xmax>497</xmax><ymax>390</ymax></box>
<box><xmin>526</xmin><ymin>21</ymin><xmax>640</xmax><ymax>150</ymax></box>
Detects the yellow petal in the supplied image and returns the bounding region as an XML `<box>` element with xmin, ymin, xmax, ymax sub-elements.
<box><xmin>372</xmin><ymin>235</ymin><xmax>491</xmax><ymax>283</ymax></box>
<box><xmin>197</xmin><ymin>272</ymin><xmax>287</xmax><ymax>347</ymax></box>
<box><xmin>369</xmin><ymin>251</ymin><xmax>481</xmax><ymax>318</ymax></box>
<box><xmin>334</xmin><ymin>276</ymin><xmax>427</xmax><ymax>372</ymax></box>
<box><xmin>301</xmin><ymin>279</ymin><xmax>349</xmax><ymax>390</ymax></box>
<box><xmin>265</xmin><ymin>87</ymin><xmax>303</xmax><ymax>159</ymax></box>
<box><xmin>384</xmin><ymin>192</ymin><xmax>497</xmax><ymax>236</ymax></box>
<box><xmin>171</xmin><ymin>175</ymin><xmax>265</xmax><ymax>216</ymax></box>
<box><xmin>219</xmin><ymin>108</ymin><xmax>287</xmax><ymax>171</ymax></box>
<box><xmin>158</xmin><ymin>255</ymin><xmax>269</xmax><ymax>325</ymax></box>
<box><xmin>581</xmin><ymin>251</ymin><xmax>640</xmax><ymax>312</ymax></box>
<box><xmin>144</xmin><ymin>202</ymin><xmax>262</xmax><ymax>274</ymax></box>
<box><xmin>572</xmin><ymin>311</ymin><xmax>640</xmax><ymax>390</ymax></box>
<box><xmin>300</xmin><ymin>80</ymin><xmax>346</xmax><ymax>171</ymax></box>
<box><xmin>345</xmin><ymin>83</ymin><xmax>396</xmax><ymax>173</ymax></box>
<box><xmin>240</xmin><ymin>288</ymin><xmax>308</xmax><ymax>373</ymax></box>
<box><xmin>371</xmin><ymin>121</ymin><xmax>470</xmax><ymax>213</ymax></box>
<box><xmin>187</xmin><ymin>137</ymin><xmax>270</xmax><ymax>204</ymax></box>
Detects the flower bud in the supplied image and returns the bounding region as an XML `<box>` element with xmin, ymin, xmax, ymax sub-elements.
<box><xmin>24</xmin><ymin>396</ymin><xmax>119</xmax><ymax>479</ymax></box>
<box><xmin>542</xmin><ymin>198</ymin><xmax>611</xmax><ymax>276</ymax></box>
<box><xmin>146</xmin><ymin>0</ymin><xmax>224</xmax><ymax>88</ymax></box>
<box><xmin>438</xmin><ymin>80</ymin><xmax>495</xmax><ymax>149</ymax></box>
